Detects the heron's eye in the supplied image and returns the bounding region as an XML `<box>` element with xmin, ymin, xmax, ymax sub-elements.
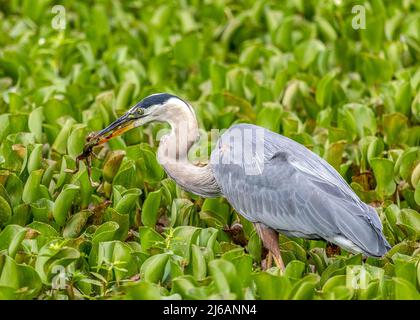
<box><xmin>129</xmin><ymin>108</ymin><xmax>144</xmax><ymax>118</ymax></box>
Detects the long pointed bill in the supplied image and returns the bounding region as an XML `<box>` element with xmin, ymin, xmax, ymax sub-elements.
<box><xmin>89</xmin><ymin>113</ymin><xmax>137</xmax><ymax>146</ymax></box>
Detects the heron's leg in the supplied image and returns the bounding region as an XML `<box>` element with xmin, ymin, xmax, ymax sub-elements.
<box><xmin>254</xmin><ymin>223</ymin><xmax>285</xmax><ymax>272</ymax></box>
<box><xmin>86</xmin><ymin>156</ymin><xmax>99</xmax><ymax>187</ymax></box>
<box><xmin>266</xmin><ymin>251</ymin><xmax>273</xmax><ymax>269</ymax></box>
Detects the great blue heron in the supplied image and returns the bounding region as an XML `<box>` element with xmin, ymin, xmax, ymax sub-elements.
<box><xmin>87</xmin><ymin>93</ymin><xmax>391</xmax><ymax>270</ymax></box>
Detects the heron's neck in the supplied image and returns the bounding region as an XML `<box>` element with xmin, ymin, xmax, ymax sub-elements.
<box><xmin>157</xmin><ymin>105</ymin><xmax>221</xmax><ymax>198</ymax></box>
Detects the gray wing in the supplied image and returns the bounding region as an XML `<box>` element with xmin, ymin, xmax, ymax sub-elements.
<box><xmin>210</xmin><ymin>124</ymin><xmax>390</xmax><ymax>257</ymax></box>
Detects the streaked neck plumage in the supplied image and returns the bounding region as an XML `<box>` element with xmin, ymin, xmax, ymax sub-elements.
<box><xmin>156</xmin><ymin>101</ymin><xmax>221</xmax><ymax>198</ymax></box>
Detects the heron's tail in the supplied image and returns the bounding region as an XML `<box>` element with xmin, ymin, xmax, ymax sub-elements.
<box><xmin>333</xmin><ymin>203</ymin><xmax>391</xmax><ymax>257</ymax></box>
<box><xmin>353</xmin><ymin>205</ymin><xmax>391</xmax><ymax>257</ymax></box>
<box><xmin>373</xmin><ymin>233</ymin><xmax>391</xmax><ymax>257</ymax></box>
<box><xmin>363</xmin><ymin>206</ymin><xmax>391</xmax><ymax>257</ymax></box>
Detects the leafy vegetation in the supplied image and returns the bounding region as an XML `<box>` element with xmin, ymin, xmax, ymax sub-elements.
<box><xmin>0</xmin><ymin>0</ymin><xmax>419</xmax><ymax>300</ymax></box>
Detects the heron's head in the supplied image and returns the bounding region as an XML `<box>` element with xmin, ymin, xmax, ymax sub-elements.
<box><xmin>89</xmin><ymin>93</ymin><xmax>191</xmax><ymax>146</ymax></box>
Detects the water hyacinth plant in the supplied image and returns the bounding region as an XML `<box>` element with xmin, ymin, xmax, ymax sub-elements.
<box><xmin>0</xmin><ymin>0</ymin><xmax>419</xmax><ymax>300</ymax></box>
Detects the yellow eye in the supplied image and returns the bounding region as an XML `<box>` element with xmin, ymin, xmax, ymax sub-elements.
<box><xmin>129</xmin><ymin>108</ymin><xmax>144</xmax><ymax>118</ymax></box>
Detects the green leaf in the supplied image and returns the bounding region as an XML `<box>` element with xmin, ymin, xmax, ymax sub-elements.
<box><xmin>415</xmin><ymin>182</ymin><xmax>420</xmax><ymax>206</ymax></box>
<box><xmin>191</xmin><ymin>244</ymin><xmax>207</xmax><ymax>281</ymax></box>
<box><xmin>247</xmin><ymin>231</ymin><xmax>262</xmax><ymax>263</ymax></box>
<box><xmin>370</xmin><ymin>158</ymin><xmax>397</xmax><ymax>198</ymax></box>
<box><xmin>325</xmin><ymin>140</ymin><xmax>346</xmax><ymax>171</ymax></box>
<box><xmin>322</xmin><ymin>275</ymin><xmax>353</xmax><ymax>300</ymax></box>
<box><xmin>96</xmin><ymin>241</ymin><xmax>137</xmax><ymax>281</ymax></box>
<box><xmin>35</xmin><ymin>240</ymin><xmax>80</xmax><ymax>283</ymax></box>
<box><xmin>103</xmin><ymin>151</ymin><xmax>126</xmax><ymax>183</ymax></box>
<box><xmin>115</xmin><ymin>82</ymin><xmax>135</xmax><ymax>113</ymax></box>
<box><xmin>367</xmin><ymin>137</ymin><xmax>384</xmax><ymax>167</ymax></box>
<box><xmin>397</xmin><ymin>209</ymin><xmax>420</xmax><ymax>240</ymax></box>
<box><xmin>383</xmin><ymin>113</ymin><xmax>408</xmax><ymax>146</ymax></box>
<box><xmin>52</xmin><ymin>118</ymin><xmax>76</xmax><ymax>155</ymax></box>
<box><xmin>140</xmin><ymin>253</ymin><xmax>170</xmax><ymax>283</ymax></box>
<box><xmin>393</xmin><ymin>277</ymin><xmax>420</xmax><ymax>300</ymax></box>
<box><xmin>253</xmin><ymin>273</ymin><xmax>292</xmax><ymax>300</ymax></box>
<box><xmin>316</xmin><ymin>16</ymin><xmax>337</xmax><ymax>41</ymax></box>
<box><xmin>31</xmin><ymin>198</ymin><xmax>54</xmax><ymax>223</ymax></box>
<box><xmin>138</xmin><ymin>145</ymin><xmax>165</xmax><ymax>183</ymax></box>
<box><xmin>209</xmin><ymin>259</ymin><xmax>243</xmax><ymax>299</ymax></box>
<box><xmin>0</xmin><ymin>255</ymin><xmax>42</xmax><ymax>299</ymax></box>
<box><xmin>62</xmin><ymin>210</ymin><xmax>92</xmax><ymax>238</ymax></box>
<box><xmin>308</xmin><ymin>248</ymin><xmax>328</xmax><ymax>275</ymax></box>
<box><xmin>396</xmin><ymin>147</ymin><xmax>420</xmax><ymax>183</ymax></box>
<box><xmin>392</xmin><ymin>253</ymin><xmax>418</xmax><ymax>284</ymax></box>
<box><xmin>174</xmin><ymin>34</ymin><xmax>202</xmax><ymax>67</ymax></box>
<box><xmin>67</xmin><ymin>124</ymin><xmax>88</xmax><ymax>158</ymax></box>
<box><xmin>171</xmin><ymin>275</ymin><xmax>211</xmax><ymax>300</ymax></box>
<box><xmin>27</xmin><ymin>144</ymin><xmax>43</xmax><ymax>173</ymax></box>
<box><xmin>0</xmin><ymin>225</ymin><xmax>27</xmax><ymax>258</ymax></box>
<box><xmin>92</xmin><ymin>221</ymin><xmax>120</xmax><ymax>245</ymax></box>
<box><xmin>285</xmin><ymin>260</ymin><xmax>306</xmax><ymax>281</ymax></box>
<box><xmin>256</xmin><ymin>103</ymin><xmax>283</xmax><ymax>132</ymax></box>
<box><xmin>361</xmin><ymin>54</ymin><xmax>393</xmax><ymax>85</ymax></box>
<box><xmin>28</xmin><ymin>107</ymin><xmax>44</xmax><ymax>142</ymax></box>
<box><xmin>139</xmin><ymin>226</ymin><xmax>165</xmax><ymax>254</ymax></box>
<box><xmin>148</xmin><ymin>54</ymin><xmax>170</xmax><ymax>85</ymax></box>
<box><xmin>345</xmin><ymin>104</ymin><xmax>377</xmax><ymax>138</ymax></box>
<box><xmin>120</xmin><ymin>281</ymin><xmax>163</xmax><ymax>300</ymax></box>
<box><xmin>53</xmin><ymin>184</ymin><xmax>80</xmax><ymax>226</ymax></box>
<box><xmin>273</xmin><ymin>16</ymin><xmax>293</xmax><ymax>51</ymax></box>
<box><xmin>395</xmin><ymin>81</ymin><xmax>412</xmax><ymax>116</ymax></box>
<box><xmin>4</xmin><ymin>173</ymin><xmax>23</xmax><ymax>208</ymax></box>
<box><xmin>0</xmin><ymin>196</ymin><xmax>12</xmax><ymax>226</ymax></box>
<box><xmin>22</xmin><ymin>169</ymin><xmax>44</xmax><ymax>204</ymax></box>
<box><xmin>169</xmin><ymin>226</ymin><xmax>200</xmax><ymax>262</ymax></box>
<box><xmin>141</xmin><ymin>189</ymin><xmax>162</xmax><ymax>227</ymax></box>
<box><xmin>294</xmin><ymin>39</ymin><xmax>325</xmax><ymax>70</ymax></box>
<box><xmin>316</xmin><ymin>71</ymin><xmax>336</xmax><ymax>108</ymax></box>
<box><xmin>289</xmin><ymin>274</ymin><xmax>320</xmax><ymax>300</ymax></box>
<box><xmin>171</xmin><ymin>198</ymin><xmax>196</xmax><ymax>227</ymax></box>
<box><xmin>114</xmin><ymin>188</ymin><xmax>141</xmax><ymax>215</ymax></box>
<box><xmin>105</xmin><ymin>208</ymin><xmax>130</xmax><ymax>241</ymax></box>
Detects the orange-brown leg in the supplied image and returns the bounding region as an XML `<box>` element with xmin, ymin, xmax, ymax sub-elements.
<box><xmin>86</xmin><ymin>156</ymin><xmax>99</xmax><ymax>187</ymax></box>
<box><xmin>266</xmin><ymin>251</ymin><xmax>273</xmax><ymax>269</ymax></box>
<box><xmin>254</xmin><ymin>223</ymin><xmax>285</xmax><ymax>272</ymax></box>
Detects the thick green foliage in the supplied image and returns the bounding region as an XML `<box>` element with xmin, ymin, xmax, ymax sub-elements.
<box><xmin>0</xmin><ymin>0</ymin><xmax>419</xmax><ymax>300</ymax></box>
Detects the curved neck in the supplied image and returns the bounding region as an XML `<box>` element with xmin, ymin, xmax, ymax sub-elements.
<box><xmin>156</xmin><ymin>104</ymin><xmax>221</xmax><ymax>198</ymax></box>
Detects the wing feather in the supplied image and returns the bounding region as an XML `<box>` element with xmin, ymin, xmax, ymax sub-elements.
<box><xmin>210</xmin><ymin>124</ymin><xmax>390</xmax><ymax>256</ymax></box>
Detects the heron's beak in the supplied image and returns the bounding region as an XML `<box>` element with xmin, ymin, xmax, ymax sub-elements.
<box><xmin>89</xmin><ymin>112</ymin><xmax>140</xmax><ymax>146</ymax></box>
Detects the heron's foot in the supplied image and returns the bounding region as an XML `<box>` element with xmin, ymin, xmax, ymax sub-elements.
<box><xmin>262</xmin><ymin>250</ymin><xmax>285</xmax><ymax>272</ymax></box>
<box><xmin>254</xmin><ymin>222</ymin><xmax>285</xmax><ymax>272</ymax></box>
